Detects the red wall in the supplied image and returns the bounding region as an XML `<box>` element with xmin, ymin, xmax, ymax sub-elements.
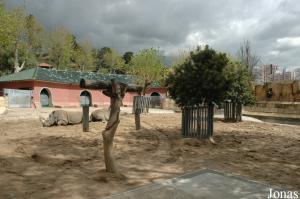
<box><xmin>0</xmin><ymin>80</ymin><xmax>167</xmax><ymax>108</ymax></box>
<box><xmin>0</xmin><ymin>81</ymin><xmax>34</xmax><ymax>92</ymax></box>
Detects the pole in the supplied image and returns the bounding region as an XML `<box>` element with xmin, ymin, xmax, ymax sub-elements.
<box><xmin>82</xmin><ymin>105</ymin><xmax>89</xmax><ymax>132</ymax></box>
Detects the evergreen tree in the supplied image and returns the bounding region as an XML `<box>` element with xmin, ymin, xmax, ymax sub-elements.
<box><xmin>166</xmin><ymin>45</ymin><xmax>229</xmax><ymax>106</ymax></box>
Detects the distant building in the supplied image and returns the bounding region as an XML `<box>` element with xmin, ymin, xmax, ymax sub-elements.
<box><xmin>282</xmin><ymin>68</ymin><xmax>294</xmax><ymax>81</ymax></box>
<box><xmin>294</xmin><ymin>67</ymin><xmax>300</xmax><ymax>80</ymax></box>
<box><xmin>263</xmin><ymin>64</ymin><xmax>279</xmax><ymax>83</ymax></box>
<box><xmin>273</xmin><ymin>70</ymin><xmax>283</xmax><ymax>82</ymax></box>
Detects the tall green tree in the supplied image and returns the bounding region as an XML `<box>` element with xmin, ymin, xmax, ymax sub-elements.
<box><xmin>166</xmin><ymin>45</ymin><xmax>229</xmax><ymax>106</ymax></box>
<box><xmin>224</xmin><ymin>58</ymin><xmax>255</xmax><ymax>105</ymax></box>
<box><xmin>47</xmin><ymin>27</ymin><xmax>74</xmax><ymax>70</ymax></box>
<box><xmin>123</xmin><ymin>51</ymin><xmax>133</xmax><ymax>64</ymax></box>
<box><xmin>2</xmin><ymin>6</ymin><xmax>28</xmax><ymax>73</ymax></box>
<box><xmin>95</xmin><ymin>47</ymin><xmax>111</xmax><ymax>72</ymax></box>
<box><xmin>72</xmin><ymin>40</ymin><xmax>95</xmax><ymax>71</ymax></box>
<box><xmin>102</xmin><ymin>48</ymin><xmax>125</xmax><ymax>74</ymax></box>
<box><xmin>0</xmin><ymin>3</ymin><xmax>44</xmax><ymax>73</ymax></box>
<box><xmin>129</xmin><ymin>48</ymin><xmax>165</xmax><ymax>95</ymax></box>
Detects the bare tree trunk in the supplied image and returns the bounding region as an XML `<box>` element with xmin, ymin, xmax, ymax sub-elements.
<box><xmin>13</xmin><ymin>43</ymin><xmax>25</xmax><ymax>73</ymax></box>
<box><xmin>102</xmin><ymin>119</ymin><xmax>119</xmax><ymax>173</ymax></box>
<box><xmin>102</xmin><ymin>81</ymin><xmax>123</xmax><ymax>173</ymax></box>
<box><xmin>80</xmin><ymin>78</ymin><xmax>142</xmax><ymax>173</ymax></box>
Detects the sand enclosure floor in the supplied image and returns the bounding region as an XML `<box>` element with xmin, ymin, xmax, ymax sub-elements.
<box><xmin>0</xmin><ymin>113</ymin><xmax>299</xmax><ymax>199</ymax></box>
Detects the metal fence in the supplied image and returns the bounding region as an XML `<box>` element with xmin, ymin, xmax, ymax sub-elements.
<box><xmin>182</xmin><ymin>104</ymin><xmax>214</xmax><ymax>138</ymax></box>
<box><xmin>150</xmin><ymin>96</ymin><xmax>163</xmax><ymax>108</ymax></box>
<box><xmin>132</xmin><ymin>96</ymin><xmax>165</xmax><ymax>113</ymax></box>
<box><xmin>132</xmin><ymin>96</ymin><xmax>151</xmax><ymax>113</ymax></box>
<box><xmin>3</xmin><ymin>89</ymin><xmax>33</xmax><ymax>108</ymax></box>
<box><xmin>224</xmin><ymin>100</ymin><xmax>242</xmax><ymax>122</ymax></box>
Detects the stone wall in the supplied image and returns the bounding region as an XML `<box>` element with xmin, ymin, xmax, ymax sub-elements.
<box><xmin>254</xmin><ymin>81</ymin><xmax>300</xmax><ymax>102</ymax></box>
<box><xmin>244</xmin><ymin>102</ymin><xmax>300</xmax><ymax>115</ymax></box>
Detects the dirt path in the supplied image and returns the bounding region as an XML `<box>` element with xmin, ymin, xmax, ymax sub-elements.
<box><xmin>0</xmin><ymin>113</ymin><xmax>299</xmax><ymax>199</ymax></box>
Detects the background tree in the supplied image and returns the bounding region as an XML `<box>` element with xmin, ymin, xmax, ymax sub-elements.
<box><xmin>2</xmin><ymin>6</ymin><xmax>28</xmax><ymax>73</ymax></box>
<box><xmin>47</xmin><ymin>27</ymin><xmax>74</xmax><ymax>70</ymax></box>
<box><xmin>72</xmin><ymin>40</ymin><xmax>95</xmax><ymax>71</ymax></box>
<box><xmin>122</xmin><ymin>51</ymin><xmax>133</xmax><ymax>65</ymax></box>
<box><xmin>129</xmin><ymin>48</ymin><xmax>165</xmax><ymax>95</ymax></box>
<box><xmin>225</xmin><ymin>58</ymin><xmax>255</xmax><ymax>105</ymax></box>
<box><xmin>96</xmin><ymin>47</ymin><xmax>125</xmax><ymax>73</ymax></box>
<box><xmin>224</xmin><ymin>58</ymin><xmax>256</xmax><ymax>121</ymax></box>
<box><xmin>166</xmin><ymin>45</ymin><xmax>229</xmax><ymax>106</ymax></box>
<box><xmin>237</xmin><ymin>40</ymin><xmax>260</xmax><ymax>79</ymax></box>
<box><xmin>23</xmin><ymin>14</ymin><xmax>44</xmax><ymax>68</ymax></box>
<box><xmin>102</xmin><ymin>48</ymin><xmax>125</xmax><ymax>74</ymax></box>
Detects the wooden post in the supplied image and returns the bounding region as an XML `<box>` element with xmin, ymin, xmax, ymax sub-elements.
<box><xmin>82</xmin><ymin>105</ymin><xmax>89</xmax><ymax>132</ymax></box>
<box><xmin>133</xmin><ymin>96</ymin><xmax>142</xmax><ymax>130</ymax></box>
<box><xmin>135</xmin><ymin>108</ymin><xmax>141</xmax><ymax>130</ymax></box>
<box><xmin>80</xmin><ymin>78</ymin><xmax>142</xmax><ymax>173</ymax></box>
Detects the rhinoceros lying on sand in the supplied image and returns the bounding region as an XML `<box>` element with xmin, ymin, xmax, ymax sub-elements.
<box><xmin>90</xmin><ymin>109</ymin><xmax>109</xmax><ymax>122</ymax></box>
<box><xmin>40</xmin><ymin>109</ymin><xmax>109</xmax><ymax>127</ymax></box>
<box><xmin>40</xmin><ymin>110</ymin><xmax>83</xmax><ymax>127</ymax></box>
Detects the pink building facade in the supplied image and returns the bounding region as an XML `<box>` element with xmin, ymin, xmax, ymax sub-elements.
<box><xmin>0</xmin><ymin>78</ymin><xmax>167</xmax><ymax>108</ymax></box>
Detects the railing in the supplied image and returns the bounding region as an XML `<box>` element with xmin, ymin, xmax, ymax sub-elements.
<box><xmin>150</xmin><ymin>96</ymin><xmax>163</xmax><ymax>108</ymax></box>
<box><xmin>182</xmin><ymin>104</ymin><xmax>214</xmax><ymax>138</ymax></box>
<box><xmin>224</xmin><ymin>100</ymin><xmax>242</xmax><ymax>122</ymax></box>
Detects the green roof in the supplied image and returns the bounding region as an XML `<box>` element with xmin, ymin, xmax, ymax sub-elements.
<box><xmin>0</xmin><ymin>67</ymin><xmax>162</xmax><ymax>87</ymax></box>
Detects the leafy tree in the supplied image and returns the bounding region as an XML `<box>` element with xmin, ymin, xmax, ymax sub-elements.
<box><xmin>166</xmin><ymin>45</ymin><xmax>229</xmax><ymax>106</ymax></box>
<box><xmin>129</xmin><ymin>48</ymin><xmax>165</xmax><ymax>95</ymax></box>
<box><xmin>122</xmin><ymin>51</ymin><xmax>133</xmax><ymax>64</ymax></box>
<box><xmin>102</xmin><ymin>48</ymin><xmax>125</xmax><ymax>74</ymax></box>
<box><xmin>224</xmin><ymin>58</ymin><xmax>255</xmax><ymax>105</ymax></box>
<box><xmin>2</xmin><ymin>6</ymin><xmax>28</xmax><ymax>73</ymax></box>
<box><xmin>0</xmin><ymin>4</ymin><xmax>43</xmax><ymax>73</ymax></box>
<box><xmin>72</xmin><ymin>40</ymin><xmax>95</xmax><ymax>71</ymax></box>
<box><xmin>47</xmin><ymin>27</ymin><xmax>74</xmax><ymax>70</ymax></box>
<box><xmin>26</xmin><ymin>14</ymin><xmax>43</xmax><ymax>56</ymax></box>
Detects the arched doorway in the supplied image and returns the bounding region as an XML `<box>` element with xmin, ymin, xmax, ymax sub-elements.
<box><xmin>40</xmin><ymin>88</ymin><xmax>52</xmax><ymax>107</ymax></box>
<box><xmin>150</xmin><ymin>92</ymin><xmax>161</xmax><ymax>97</ymax></box>
<box><xmin>80</xmin><ymin>91</ymin><xmax>92</xmax><ymax>106</ymax></box>
<box><xmin>150</xmin><ymin>92</ymin><xmax>162</xmax><ymax>108</ymax></box>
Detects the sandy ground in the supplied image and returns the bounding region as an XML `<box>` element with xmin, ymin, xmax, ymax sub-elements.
<box><xmin>0</xmin><ymin>112</ymin><xmax>299</xmax><ymax>199</ymax></box>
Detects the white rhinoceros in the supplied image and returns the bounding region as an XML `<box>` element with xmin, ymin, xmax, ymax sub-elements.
<box><xmin>90</xmin><ymin>109</ymin><xmax>109</xmax><ymax>122</ymax></box>
<box><xmin>40</xmin><ymin>109</ymin><xmax>109</xmax><ymax>127</ymax></box>
<box><xmin>40</xmin><ymin>110</ymin><xmax>83</xmax><ymax>127</ymax></box>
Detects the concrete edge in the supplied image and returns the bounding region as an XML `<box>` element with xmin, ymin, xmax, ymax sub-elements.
<box><xmin>101</xmin><ymin>168</ymin><xmax>286</xmax><ymax>199</ymax></box>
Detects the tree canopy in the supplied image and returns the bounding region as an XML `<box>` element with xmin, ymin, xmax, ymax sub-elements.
<box><xmin>128</xmin><ymin>48</ymin><xmax>165</xmax><ymax>95</ymax></box>
<box><xmin>224</xmin><ymin>58</ymin><xmax>255</xmax><ymax>105</ymax></box>
<box><xmin>166</xmin><ymin>45</ymin><xmax>229</xmax><ymax>106</ymax></box>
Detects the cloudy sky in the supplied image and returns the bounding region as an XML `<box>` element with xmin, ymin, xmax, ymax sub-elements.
<box><xmin>7</xmin><ymin>0</ymin><xmax>300</xmax><ymax>68</ymax></box>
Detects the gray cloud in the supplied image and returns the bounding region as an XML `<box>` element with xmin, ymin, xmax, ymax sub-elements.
<box><xmin>7</xmin><ymin>0</ymin><xmax>300</xmax><ymax>67</ymax></box>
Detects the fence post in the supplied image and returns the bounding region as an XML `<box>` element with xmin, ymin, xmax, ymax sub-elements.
<box><xmin>133</xmin><ymin>96</ymin><xmax>142</xmax><ymax>130</ymax></box>
<box><xmin>207</xmin><ymin>102</ymin><xmax>214</xmax><ymax>137</ymax></box>
<box><xmin>82</xmin><ymin>105</ymin><xmax>89</xmax><ymax>132</ymax></box>
<box><xmin>236</xmin><ymin>102</ymin><xmax>242</xmax><ymax>122</ymax></box>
